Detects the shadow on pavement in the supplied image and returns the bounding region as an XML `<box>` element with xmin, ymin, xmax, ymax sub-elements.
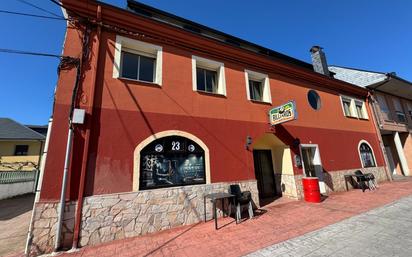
<box><xmin>0</xmin><ymin>193</ymin><xmax>34</xmax><ymax>221</ymax></box>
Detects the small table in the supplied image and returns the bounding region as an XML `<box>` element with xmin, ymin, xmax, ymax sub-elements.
<box><xmin>204</xmin><ymin>192</ymin><xmax>234</xmax><ymax>230</ymax></box>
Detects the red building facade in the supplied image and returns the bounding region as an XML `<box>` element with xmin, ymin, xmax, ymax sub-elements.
<box><xmin>29</xmin><ymin>0</ymin><xmax>388</xmax><ymax>255</ymax></box>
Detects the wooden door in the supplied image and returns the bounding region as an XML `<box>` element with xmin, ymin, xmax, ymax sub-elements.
<box><xmin>253</xmin><ymin>150</ymin><xmax>276</xmax><ymax>199</ymax></box>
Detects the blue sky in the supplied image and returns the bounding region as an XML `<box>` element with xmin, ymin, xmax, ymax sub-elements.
<box><xmin>0</xmin><ymin>0</ymin><xmax>411</xmax><ymax>125</ymax></box>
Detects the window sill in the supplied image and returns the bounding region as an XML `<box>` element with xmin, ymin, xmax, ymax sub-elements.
<box><xmin>250</xmin><ymin>99</ymin><xmax>272</xmax><ymax>105</ymax></box>
<box><xmin>344</xmin><ymin>115</ymin><xmax>369</xmax><ymax>121</ymax></box>
<box><xmin>345</xmin><ymin>115</ymin><xmax>359</xmax><ymax>119</ymax></box>
<box><xmin>118</xmin><ymin>76</ymin><xmax>161</xmax><ymax>87</ymax></box>
<box><xmin>196</xmin><ymin>90</ymin><xmax>227</xmax><ymax>98</ymax></box>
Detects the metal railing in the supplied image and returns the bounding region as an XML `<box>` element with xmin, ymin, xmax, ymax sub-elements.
<box><xmin>0</xmin><ymin>170</ymin><xmax>38</xmax><ymax>184</ymax></box>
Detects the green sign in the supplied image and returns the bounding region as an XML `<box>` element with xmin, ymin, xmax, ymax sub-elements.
<box><xmin>269</xmin><ymin>101</ymin><xmax>297</xmax><ymax>126</ymax></box>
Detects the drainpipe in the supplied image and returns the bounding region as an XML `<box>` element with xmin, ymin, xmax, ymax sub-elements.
<box><xmin>54</xmin><ymin>56</ymin><xmax>82</xmax><ymax>251</ymax></box>
<box><xmin>24</xmin><ymin>118</ymin><xmax>53</xmax><ymax>256</ymax></box>
<box><xmin>54</xmin><ymin>122</ymin><xmax>74</xmax><ymax>251</ymax></box>
<box><xmin>72</xmin><ymin>5</ymin><xmax>102</xmax><ymax>249</ymax></box>
<box><xmin>368</xmin><ymin>92</ymin><xmax>393</xmax><ymax>181</ymax></box>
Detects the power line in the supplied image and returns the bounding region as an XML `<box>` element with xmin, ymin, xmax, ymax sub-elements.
<box><xmin>16</xmin><ymin>0</ymin><xmax>63</xmax><ymax>18</ymax></box>
<box><xmin>0</xmin><ymin>9</ymin><xmax>67</xmax><ymax>20</ymax></box>
<box><xmin>0</xmin><ymin>48</ymin><xmax>69</xmax><ymax>59</ymax></box>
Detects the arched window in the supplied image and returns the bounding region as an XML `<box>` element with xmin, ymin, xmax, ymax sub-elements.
<box><xmin>359</xmin><ymin>142</ymin><xmax>376</xmax><ymax>168</ymax></box>
<box><xmin>139</xmin><ymin>136</ymin><xmax>205</xmax><ymax>190</ymax></box>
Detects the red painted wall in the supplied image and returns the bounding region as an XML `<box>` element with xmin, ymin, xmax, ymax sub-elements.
<box><xmin>39</xmin><ymin>2</ymin><xmax>384</xmax><ymax>200</ymax></box>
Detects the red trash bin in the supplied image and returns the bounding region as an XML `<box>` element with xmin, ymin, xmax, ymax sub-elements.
<box><xmin>302</xmin><ymin>177</ymin><xmax>321</xmax><ymax>203</ymax></box>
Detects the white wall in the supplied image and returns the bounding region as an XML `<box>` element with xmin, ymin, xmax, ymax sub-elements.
<box><xmin>0</xmin><ymin>181</ymin><xmax>35</xmax><ymax>200</ymax></box>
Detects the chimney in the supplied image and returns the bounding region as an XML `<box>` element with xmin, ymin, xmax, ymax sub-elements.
<box><xmin>310</xmin><ymin>46</ymin><xmax>330</xmax><ymax>76</ymax></box>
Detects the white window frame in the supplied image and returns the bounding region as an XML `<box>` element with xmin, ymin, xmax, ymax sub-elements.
<box><xmin>354</xmin><ymin>100</ymin><xmax>368</xmax><ymax>119</ymax></box>
<box><xmin>192</xmin><ymin>55</ymin><xmax>226</xmax><ymax>96</ymax></box>
<box><xmin>340</xmin><ymin>95</ymin><xmax>369</xmax><ymax>120</ymax></box>
<box><xmin>113</xmin><ymin>35</ymin><xmax>163</xmax><ymax>85</ymax></box>
<box><xmin>357</xmin><ymin>140</ymin><xmax>377</xmax><ymax>168</ymax></box>
<box><xmin>244</xmin><ymin>69</ymin><xmax>272</xmax><ymax>104</ymax></box>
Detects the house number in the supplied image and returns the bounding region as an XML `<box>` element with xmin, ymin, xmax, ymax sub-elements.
<box><xmin>171</xmin><ymin>141</ymin><xmax>180</xmax><ymax>151</ymax></box>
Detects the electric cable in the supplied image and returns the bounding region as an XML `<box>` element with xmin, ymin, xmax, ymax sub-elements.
<box><xmin>16</xmin><ymin>0</ymin><xmax>63</xmax><ymax>18</ymax></box>
<box><xmin>0</xmin><ymin>48</ymin><xmax>67</xmax><ymax>58</ymax></box>
<box><xmin>0</xmin><ymin>9</ymin><xmax>67</xmax><ymax>20</ymax></box>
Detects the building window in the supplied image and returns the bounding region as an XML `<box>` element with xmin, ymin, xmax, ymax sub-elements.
<box><xmin>342</xmin><ymin>98</ymin><xmax>353</xmax><ymax>116</ymax></box>
<box><xmin>307</xmin><ymin>90</ymin><xmax>321</xmax><ymax>110</ymax></box>
<box><xmin>340</xmin><ymin>96</ymin><xmax>368</xmax><ymax>119</ymax></box>
<box><xmin>358</xmin><ymin>142</ymin><xmax>376</xmax><ymax>168</ymax></box>
<box><xmin>244</xmin><ymin>69</ymin><xmax>271</xmax><ymax>103</ymax></box>
<box><xmin>14</xmin><ymin>145</ymin><xmax>28</xmax><ymax>156</ymax></box>
<box><xmin>376</xmin><ymin>94</ymin><xmax>391</xmax><ymax>121</ymax></box>
<box><xmin>355</xmin><ymin>101</ymin><xmax>367</xmax><ymax>119</ymax></box>
<box><xmin>120</xmin><ymin>50</ymin><xmax>156</xmax><ymax>82</ymax></box>
<box><xmin>139</xmin><ymin>136</ymin><xmax>205</xmax><ymax>190</ymax></box>
<box><xmin>192</xmin><ymin>55</ymin><xmax>226</xmax><ymax>95</ymax></box>
<box><xmin>196</xmin><ymin>67</ymin><xmax>217</xmax><ymax>93</ymax></box>
<box><xmin>113</xmin><ymin>35</ymin><xmax>162</xmax><ymax>85</ymax></box>
<box><xmin>393</xmin><ymin>98</ymin><xmax>406</xmax><ymax>123</ymax></box>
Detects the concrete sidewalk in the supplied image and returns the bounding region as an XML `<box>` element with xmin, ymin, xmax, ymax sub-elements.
<box><xmin>52</xmin><ymin>178</ymin><xmax>412</xmax><ymax>257</ymax></box>
<box><xmin>247</xmin><ymin>195</ymin><xmax>412</xmax><ymax>257</ymax></box>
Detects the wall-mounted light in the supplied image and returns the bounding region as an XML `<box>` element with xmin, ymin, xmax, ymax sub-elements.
<box><xmin>245</xmin><ymin>136</ymin><xmax>252</xmax><ymax>150</ymax></box>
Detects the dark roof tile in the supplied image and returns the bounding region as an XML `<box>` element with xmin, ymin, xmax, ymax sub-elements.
<box><xmin>0</xmin><ymin>118</ymin><xmax>46</xmax><ymax>140</ymax></box>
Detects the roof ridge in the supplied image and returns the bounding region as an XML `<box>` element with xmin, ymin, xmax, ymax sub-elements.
<box><xmin>329</xmin><ymin>65</ymin><xmax>388</xmax><ymax>75</ymax></box>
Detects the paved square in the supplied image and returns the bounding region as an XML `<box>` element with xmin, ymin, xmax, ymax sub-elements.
<box><xmin>246</xmin><ymin>195</ymin><xmax>412</xmax><ymax>257</ymax></box>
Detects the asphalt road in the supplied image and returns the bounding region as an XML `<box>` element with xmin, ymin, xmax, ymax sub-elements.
<box><xmin>246</xmin><ymin>195</ymin><xmax>412</xmax><ymax>257</ymax></box>
<box><xmin>0</xmin><ymin>194</ymin><xmax>34</xmax><ymax>257</ymax></box>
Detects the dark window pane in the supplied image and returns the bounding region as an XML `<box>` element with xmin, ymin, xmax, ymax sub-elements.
<box><xmin>196</xmin><ymin>68</ymin><xmax>205</xmax><ymax>91</ymax></box>
<box><xmin>360</xmin><ymin>143</ymin><xmax>376</xmax><ymax>167</ymax></box>
<box><xmin>249</xmin><ymin>80</ymin><xmax>263</xmax><ymax>101</ymax></box>
<box><xmin>343</xmin><ymin>99</ymin><xmax>352</xmax><ymax>116</ymax></box>
<box><xmin>121</xmin><ymin>51</ymin><xmax>139</xmax><ymax>79</ymax></box>
<box><xmin>308</xmin><ymin>90</ymin><xmax>321</xmax><ymax>110</ymax></box>
<box><xmin>396</xmin><ymin>112</ymin><xmax>406</xmax><ymax>123</ymax></box>
<box><xmin>139</xmin><ymin>55</ymin><xmax>155</xmax><ymax>82</ymax></box>
<box><xmin>139</xmin><ymin>136</ymin><xmax>206</xmax><ymax>190</ymax></box>
<box><xmin>205</xmin><ymin>70</ymin><xmax>217</xmax><ymax>93</ymax></box>
<box><xmin>356</xmin><ymin>103</ymin><xmax>364</xmax><ymax>118</ymax></box>
<box><xmin>14</xmin><ymin>145</ymin><xmax>29</xmax><ymax>156</ymax></box>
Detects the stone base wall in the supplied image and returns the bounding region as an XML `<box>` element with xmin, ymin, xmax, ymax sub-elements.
<box><xmin>323</xmin><ymin>166</ymin><xmax>388</xmax><ymax>194</ymax></box>
<box><xmin>274</xmin><ymin>174</ymin><xmax>303</xmax><ymax>199</ymax></box>
<box><xmin>274</xmin><ymin>166</ymin><xmax>388</xmax><ymax>200</ymax></box>
<box><xmin>29</xmin><ymin>201</ymin><xmax>76</xmax><ymax>256</ymax></box>
<box><xmin>79</xmin><ymin>180</ymin><xmax>258</xmax><ymax>247</ymax></box>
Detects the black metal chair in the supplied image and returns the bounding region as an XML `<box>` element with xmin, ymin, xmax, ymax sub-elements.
<box><xmin>229</xmin><ymin>184</ymin><xmax>254</xmax><ymax>223</ymax></box>
<box><xmin>354</xmin><ymin>170</ymin><xmax>375</xmax><ymax>192</ymax></box>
